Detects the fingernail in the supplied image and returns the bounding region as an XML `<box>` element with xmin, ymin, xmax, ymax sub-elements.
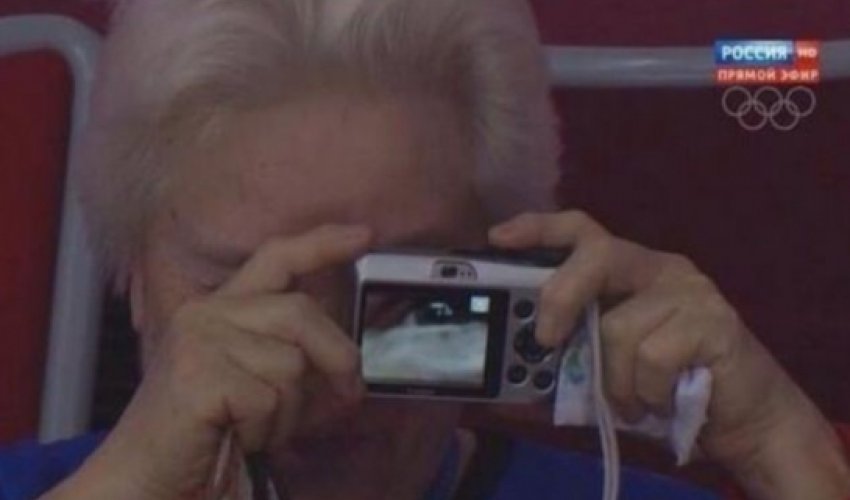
<box><xmin>490</xmin><ymin>223</ymin><xmax>519</xmax><ymax>240</ymax></box>
<box><xmin>534</xmin><ymin>318</ymin><xmax>552</xmax><ymax>347</ymax></box>
<box><xmin>535</xmin><ymin>316</ymin><xmax>558</xmax><ymax>348</ymax></box>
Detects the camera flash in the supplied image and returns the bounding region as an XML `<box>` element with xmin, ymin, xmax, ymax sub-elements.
<box><xmin>470</xmin><ymin>296</ymin><xmax>490</xmax><ymax>314</ymax></box>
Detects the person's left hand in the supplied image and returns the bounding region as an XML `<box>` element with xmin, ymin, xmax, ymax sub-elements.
<box><xmin>483</xmin><ymin>211</ymin><xmax>832</xmax><ymax>482</ymax></box>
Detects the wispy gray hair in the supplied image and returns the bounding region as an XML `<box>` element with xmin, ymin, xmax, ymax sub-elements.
<box><xmin>79</xmin><ymin>0</ymin><xmax>561</xmax><ymax>286</ymax></box>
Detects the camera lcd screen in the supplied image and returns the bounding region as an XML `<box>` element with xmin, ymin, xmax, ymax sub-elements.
<box><xmin>358</xmin><ymin>284</ymin><xmax>508</xmax><ymax>396</ymax></box>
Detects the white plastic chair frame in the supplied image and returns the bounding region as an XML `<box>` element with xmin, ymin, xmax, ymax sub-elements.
<box><xmin>1</xmin><ymin>13</ymin><xmax>849</xmax><ymax>443</ymax></box>
<box><xmin>0</xmin><ymin>15</ymin><xmax>101</xmax><ymax>443</ymax></box>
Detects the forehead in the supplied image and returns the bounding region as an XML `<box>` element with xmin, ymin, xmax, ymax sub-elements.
<box><xmin>160</xmin><ymin>93</ymin><xmax>484</xmax><ymax>262</ymax></box>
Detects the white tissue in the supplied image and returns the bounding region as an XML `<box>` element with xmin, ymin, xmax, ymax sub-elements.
<box><xmin>553</xmin><ymin>316</ymin><xmax>713</xmax><ymax>466</ymax></box>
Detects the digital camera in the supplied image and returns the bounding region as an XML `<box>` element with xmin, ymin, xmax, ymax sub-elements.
<box><xmin>352</xmin><ymin>249</ymin><xmax>587</xmax><ymax>403</ymax></box>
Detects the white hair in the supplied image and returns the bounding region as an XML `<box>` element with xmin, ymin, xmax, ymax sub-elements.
<box><xmin>79</xmin><ymin>0</ymin><xmax>561</xmax><ymax>286</ymax></box>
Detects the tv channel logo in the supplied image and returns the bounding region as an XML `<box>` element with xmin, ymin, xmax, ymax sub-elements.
<box><xmin>714</xmin><ymin>40</ymin><xmax>820</xmax><ymax>85</ymax></box>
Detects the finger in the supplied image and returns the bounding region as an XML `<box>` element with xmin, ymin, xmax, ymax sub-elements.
<box><xmin>217</xmin><ymin>294</ymin><xmax>363</xmax><ymax>397</ymax></box>
<box><xmin>535</xmin><ymin>234</ymin><xmax>664</xmax><ymax>348</ymax></box>
<box><xmin>534</xmin><ymin>239</ymin><xmax>611</xmax><ymax>347</ymax></box>
<box><xmin>217</xmin><ymin>224</ymin><xmax>372</xmax><ymax>296</ymax></box>
<box><xmin>489</xmin><ymin>212</ymin><xmax>665</xmax><ymax>294</ymax></box>
<box><xmin>152</xmin><ymin>320</ymin><xmax>280</xmax><ymax>454</ymax></box>
<box><xmin>221</xmin><ymin>333</ymin><xmax>313</xmax><ymax>451</ymax></box>
<box><xmin>169</xmin><ymin>306</ymin><xmax>314</xmax><ymax>454</ymax></box>
<box><xmin>634</xmin><ymin>310</ymin><xmax>703</xmax><ymax>418</ymax></box>
<box><xmin>219</xmin><ymin>325</ymin><xmax>364</xmax><ymax>424</ymax></box>
<box><xmin>221</xmin><ymin>332</ymin><xmax>308</xmax><ymax>394</ymax></box>
<box><xmin>600</xmin><ymin>288</ymin><xmax>679</xmax><ymax>422</ymax></box>
<box><xmin>489</xmin><ymin>211</ymin><xmax>607</xmax><ymax>248</ymax></box>
<box><xmin>217</xmin><ymin>360</ymin><xmax>280</xmax><ymax>454</ymax></box>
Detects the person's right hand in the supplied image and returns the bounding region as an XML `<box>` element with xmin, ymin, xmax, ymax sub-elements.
<box><xmin>43</xmin><ymin>224</ymin><xmax>372</xmax><ymax>500</ymax></box>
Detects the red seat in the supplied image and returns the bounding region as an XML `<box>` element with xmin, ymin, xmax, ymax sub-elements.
<box><xmin>0</xmin><ymin>50</ymin><xmax>69</xmax><ymax>443</ymax></box>
<box><xmin>0</xmin><ymin>4</ymin><xmax>107</xmax><ymax>444</ymax></box>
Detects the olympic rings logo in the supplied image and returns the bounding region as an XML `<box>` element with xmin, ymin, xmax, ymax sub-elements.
<box><xmin>721</xmin><ymin>85</ymin><xmax>817</xmax><ymax>132</ymax></box>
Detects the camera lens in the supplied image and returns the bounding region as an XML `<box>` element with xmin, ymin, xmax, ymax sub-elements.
<box><xmin>440</xmin><ymin>265</ymin><xmax>458</xmax><ymax>278</ymax></box>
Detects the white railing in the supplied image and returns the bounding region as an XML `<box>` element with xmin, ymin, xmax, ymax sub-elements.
<box><xmin>547</xmin><ymin>41</ymin><xmax>850</xmax><ymax>87</ymax></box>
<box><xmin>0</xmin><ymin>14</ymin><xmax>102</xmax><ymax>443</ymax></box>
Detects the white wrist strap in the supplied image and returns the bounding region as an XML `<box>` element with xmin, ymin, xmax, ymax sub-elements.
<box><xmin>588</xmin><ymin>303</ymin><xmax>621</xmax><ymax>500</ymax></box>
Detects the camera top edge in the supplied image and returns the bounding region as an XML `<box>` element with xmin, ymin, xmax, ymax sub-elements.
<box><xmin>364</xmin><ymin>246</ymin><xmax>571</xmax><ymax>269</ymax></box>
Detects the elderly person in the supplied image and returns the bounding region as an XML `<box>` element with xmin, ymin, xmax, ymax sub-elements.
<box><xmin>1</xmin><ymin>0</ymin><xmax>848</xmax><ymax>499</ymax></box>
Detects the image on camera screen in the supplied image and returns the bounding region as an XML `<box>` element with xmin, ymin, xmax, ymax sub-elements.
<box><xmin>361</xmin><ymin>289</ymin><xmax>494</xmax><ymax>387</ymax></box>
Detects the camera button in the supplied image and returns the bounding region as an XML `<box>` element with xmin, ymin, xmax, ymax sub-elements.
<box><xmin>513</xmin><ymin>299</ymin><xmax>535</xmax><ymax>319</ymax></box>
<box><xmin>514</xmin><ymin>323</ymin><xmax>552</xmax><ymax>364</ymax></box>
<box><xmin>507</xmin><ymin>365</ymin><xmax>528</xmax><ymax>385</ymax></box>
<box><xmin>533</xmin><ymin>370</ymin><xmax>555</xmax><ymax>391</ymax></box>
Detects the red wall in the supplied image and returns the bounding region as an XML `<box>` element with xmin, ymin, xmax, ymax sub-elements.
<box><xmin>531</xmin><ymin>0</ymin><xmax>850</xmax><ymax>421</ymax></box>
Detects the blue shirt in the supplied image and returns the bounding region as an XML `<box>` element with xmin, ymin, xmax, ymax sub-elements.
<box><xmin>0</xmin><ymin>433</ymin><xmax>717</xmax><ymax>500</ymax></box>
<box><xmin>0</xmin><ymin>433</ymin><xmax>103</xmax><ymax>500</ymax></box>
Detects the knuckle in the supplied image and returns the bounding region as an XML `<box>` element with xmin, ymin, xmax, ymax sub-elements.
<box><xmin>637</xmin><ymin>341</ymin><xmax>673</xmax><ymax>373</ymax></box>
<box><xmin>703</xmin><ymin>293</ymin><xmax>739</xmax><ymax>323</ymax></box>
<box><xmin>586</xmin><ymin>235</ymin><xmax>617</xmax><ymax>264</ymax></box>
<box><xmin>567</xmin><ymin>209</ymin><xmax>593</xmax><ymax>227</ymax></box>
<box><xmin>660</xmin><ymin>253</ymin><xmax>699</xmax><ymax>279</ymax></box>
<box><xmin>668</xmin><ymin>253</ymin><xmax>696</xmax><ymax>271</ymax></box>
<box><xmin>684</xmin><ymin>289</ymin><xmax>740</xmax><ymax>327</ymax></box>
<box><xmin>655</xmin><ymin>253</ymin><xmax>717</xmax><ymax>291</ymax></box>
<box><xmin>254</xmin><ymin>237</ymin><xmax>285</xmax><ymax>260</ymax></box>
<box><xmin>566</xmin><ymin>210</ymin><xmax>607</xmax><ymax>236</ymax></box>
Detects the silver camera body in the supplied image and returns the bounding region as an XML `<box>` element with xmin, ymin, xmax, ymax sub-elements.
<box><xmin>353</xmin><ymin>250</ymin><xmax>582</xmax><ymax>403</ymax></box>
